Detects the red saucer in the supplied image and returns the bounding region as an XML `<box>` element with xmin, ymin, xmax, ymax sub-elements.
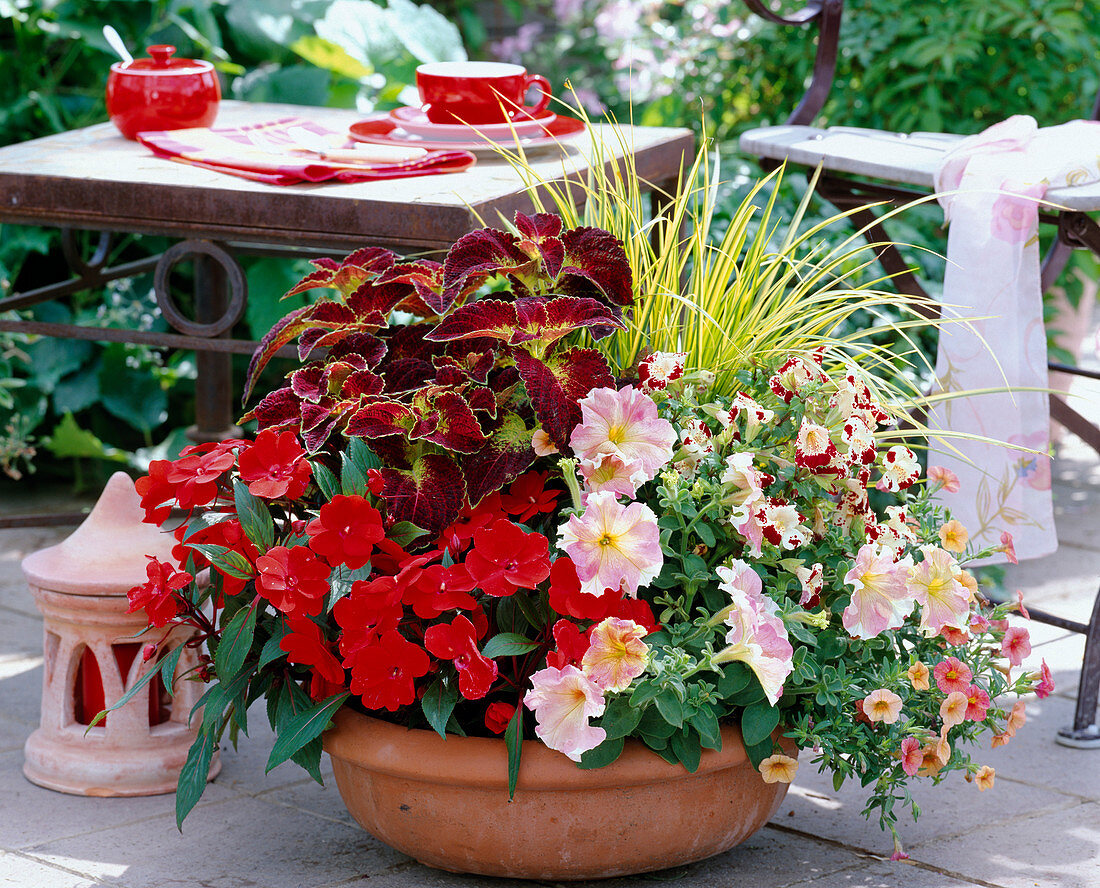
<box><xmin>349</xmin><ymin>114</ymin><xmax>586</xmax><ymax>153</ymax></box>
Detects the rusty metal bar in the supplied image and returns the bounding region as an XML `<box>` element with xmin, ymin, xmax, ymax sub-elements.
<box><xmin>0</xmin><ymin>253</ymin><xmax>162</xmax><ymax>312</ymax></box>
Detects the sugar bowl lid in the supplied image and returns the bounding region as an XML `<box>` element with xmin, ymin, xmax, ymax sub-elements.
<box><xmin>111</xmin><ymin>44</ymin><xmax>214</xmax><ymax>76</ymax></box>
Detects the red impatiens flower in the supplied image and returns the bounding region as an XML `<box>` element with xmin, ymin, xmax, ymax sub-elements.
<box><xmin>345</xmin><ymin>629</ymin><xmax>430</xmax><ymax>712</ymax></box>
<box><xmin>166</xmin><ymin>448</ymin><xmax>236</xmax><ymax>509</ymax></box>
<box><xmin>500</xmin><ymin>471</ymin><xmax>560</xmax><ymax>523</ymax></box>
<box><xmin>545</xmin><ymin>619</ymin><xmax>589</xmax><ymax>669</ymax></box>
<box><xmin>127</xmin><ymin>557</ymin><xmax>192</xmax><ymax>627</ymax></box>
<box><xmin>402</xmin><ymin>563</ymin><xmax>478</xmax><ymax>619</ymax></box>
<box><xmin>424</xmin><ymin>614</ymin><xmax>498</xmax><ymax>700</ymax></box>
<box><xmin>237</xmin><ymin>430</ymin><xmax>312</xmax><ymax>500</ymax></box>
<box><xmin>466</xmin><ymin>519</ymin><xmax>550</xmax><ymax>597</ymax></box>
<box><xmin>306</xmin><ymin>494</ymin><xmax>385</xmax><ymax>569</ymax></box>
<box><xmin>333</xmin><ymin>583</ymin><xmax>404</xmax><ymax>672</ymax></box>
<box><xmin>280</xmin><ymin>615</ymin><xmax>346</xmax><ymax>695</ymax></box>
<box><xmin>173</xmin><ymin>519</ymin><xmax>258</xmax><ymax>597</ymax></box>
<box><xmin>548</xmin><ymin>556</ymin><xmax>620</xmax><ymax>621</ymax></box>
<box><xmin>615</xmin><ymin>597</ymin><xmax>659</xmax><ymax>634</ymax></box>
<box><xmin>484</xmin><ymin>700</ymin><xmax>515</xmax><ymax>734</ymax></box>
<box><xmin>255</xmin><ymin>546</ymin><xmax>330</xmax><ymax>617</ymax></box>
<box><xmin>438</xmin><ymin>492</ymin><xmax>506</xmax><ymax>556</ymax></box>
<box><xmin>135</xmin><ymin>460</ymin><xmax>177</xmax><ymax>523</ymax></box>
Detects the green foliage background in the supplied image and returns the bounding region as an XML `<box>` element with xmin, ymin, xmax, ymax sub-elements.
<box><xmin>2</xmin><ymin>0</ymin><xmax>1098</xmax><ymax>489</ymax></box>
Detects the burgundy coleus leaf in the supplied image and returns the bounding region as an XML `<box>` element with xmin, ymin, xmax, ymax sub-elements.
<box><xmin>466</xmin><ymin>386</ymin><xmax>498</xmax><ymax>418</ymax></box>
<box><xmin>244</xmin><ymin>304</ymin><xmax>316</xmax><ymax>402</ymax></box>
<box><xmin>379</xmin><ymin>260</ymin><xmax>448</xmax><ymax>316</ymax></box>
<box><xmin>342</xmin><ymin>368</ymin><xmax>385</xmax><ymax>398</ymax></box>
<box><xmin>298</xmin><ymin>397</ymin><xmax>353</xmax><ymax>453</ymax></box>
<box><xmin>297</xmin><ymin>309</ymin><xmax>388</xmax><ymax>361</ymax></box>
<box><xmin>425</xmin><ymin>299</ymin><xmax>517</xmax><ymax>343</ymax></box>
<box><xmin>431</xmin><ymin>349</ymin><xmax>496</xmax><ymax>386</ymax></box>
<box><xmin>290</xmin><ymin>364</ymin><xmax>326</xmax><ymax>402</ymax></box>
<box><xmin>558</xmin><ymin>226</ymin><xmax>634</xmax><ymax>306</ymax></box>
<box><xmin>287</xmin><ymin>247</ymin><xmax>397</xmax><ymax>297</ymax></box>
<box><xmin>344</xmin><ymin>399</ymin><xmax>415</xmax><ymax>440</ymax></box>
<box><xmin>458</xmin><ymin>413</ymin><xmax>537</xmax><ymax>505</ymax></box>
<box><xmin>240</xmin><ymin>386</ymin><xmax>303</xmax><ymax>432</ymax></box>
<box><xmin>408</xmin><ymin>389</ymin><xmax>489</xmax><ymax>454</ymax></box>
<box><xmin>327</xmin><ymin>332</ymin><xmax>387</xmax><ymax>369</ymax></box>
<box><xmin>440</xmin><ymin>228</ymin><xmax>538</xmax><ymax>308</ymax></box>
<box><xmin>379</xmin><ymin>453</ymin><xmax>466</xmax><ymax>533</ymax></box>
<box><xmin>427</xmin><ymin>296</ymin><xmax>623</xmax><ymax>347</ymax></box>
<box><xmin>512</xmin><ymin>347</ymin><xmax>614</xmax><ymax>450</ymax></box>
<box><xmin>514</xmin><ymin>212</ymin><xmax>565</xmax><ymax>278</ymax></box>
<box><xmin>346</xmin><ymin>279</ymin><xmax>412</xmax><ymax>320</ymax></box>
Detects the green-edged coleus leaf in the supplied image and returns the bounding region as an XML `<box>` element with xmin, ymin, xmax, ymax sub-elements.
<box><xmin>377</xmin><ymin>260</ymin><xmax>448</xmax><ymax>316</ymax></box>
<box><xmin>440</xmin><ymin>227</ymin><xmax>538</xmax><ymax>308</ymax></box>
<box><xmin>432</xmin><ymin>350</ymin><xmax>496</xmax><ymax>386</ymax></box>
<box><xmin>515</xmin><ymin>211</ymin><xmax>565</xmax><ymax>277</ymax></box>
<box><xmin>426</xmin><ymin>296</ymin><xmax>624</xmax><ymax>347</ymax></box>
<box><xmin>408</xmin><ymin>388</ymin><xmax>488</xmax><ymax>453</ymax></box>
<box><xmin>512</xmin><ymin>347</ymin><xmax>614</xmax><ymax>451</ymax></box>
<box><xmin>458</xmin><ymin>412</ymin><xmax>536</xmax><ymax>505</ymax></box>
<box><xmin>559</xmin><ymin>226</ymin><xmax>634</xmax><ymax>306</ymax></box>
<box><xmin>244</xmin><ymin>304</ymin><xmax>317</xmax><ymax>402</ymax></box>
<box><xmin>287</xmin><ymin>247</ymin><xmax>397</xmax><ymax>297</ymax></box>
<box><xmin>379</xmin><ymin>453</ymin><xmax>466</xmax><ymax>533</ymax></box>
<box><xmin>300</xmin><ymin>397</ymin><xmax>353</xmax><ymax>453</ymax></box>
<box><xmin>296</xmin><ymin>307</ymin><xmax>387</xmax><ymax>360</ymax></box>
<box><xmin>240</xmin><ymin>387</ymin><xmax>302</xmax><ymax>432</ymax></box>
<box><xmin>291</xmin><ymin>360</ymin><xmax>385</xmax><ymax>405</ymax></box>
<box><xmin>344</xmin><ymin>399</ymin><xmax>415</xmax><ymax>440</ymax></box>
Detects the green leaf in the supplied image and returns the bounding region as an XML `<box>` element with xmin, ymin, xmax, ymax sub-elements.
<box><xmin>387</xmin><ymin>520</ymin><xmax>427</xmax><ymax>548</ymax></box>
<box><xmin>41</xmin><ymin>412</ymin><xmax>128</xmax><ymax>462</ymax></box>
<box><xmin>189</xmin><ymin>544</ymin><xmax>256</xmax><ymax>581</ymax></box>
<box><xmin>347</xmin><ymin>435</ymin><xmax>382</xmax><ymax>474</ymax></box>
<box><xmin>290</xmin><ymin>735</ymin><xmax>325</xmax><ymax>784</ymax></box>
<box><xmin>654</xmin><ymin>687</ymin><xmax>684</xmax><ymax>728</ymax></box>
<box><xmin>421</xmin><ymin>677</ymin><xmax>459</xmax><ymax>738</ymax></box>
<box><xmin>258</xmin><ymin>618</ymin><xmax>291</xmax><ymax>669</ymax></box>
<box><xmin>745</xmin><ymin>735</ymin><xmax>775</xmax><ymax>770</ymax></box>
<box><xmin>636</xmin><ymin>706</ymin><xmax>677</xmax><ymax>740</ymax></box>
<box><xmin>201</xmin><ymin>666</ymin><xmax>255</xmax><ymax>734</ymax></box>
<box><xmin>214</xmin><ymin>601</ymin><xmax>258</xmax><ymax>684</ymax></box>
<box><xmin>577</xmin><ymin>735</ymin><xmax>624</xmax><ymax>769</ymax></box>
<box><xmin>480</xmin><ymin>632</ymin><xmax>540</xmax><ymax>658</ymax></box>
<box><xmin>714</xmin><ymin>663</ymin><xmax>752</xmax><ymax>698</ymax></box>
<box><xmin>327</xmin><ymin>564</ymin><xmax>371</xmax><ymax>611</ymax></box>
<box><xmin>291</xmin><ymin>34</ymin><xmax>373</xmax><ymax>78</ymax></box>
<box><xmin>99</xmin><ymin>345</ymin><xmax>168</xmax><ymax>433</ymax></box>
<box><xmin>601</xmin><ymin>695</ymin><xmax>643</xmax><ymax>740</ymax></box>
<box><xmin>85</xmin><ymin>651</ymin><xmax>172</xmax><ymax>730</ymax></box>
<box><xmin>741</xmin><ymin>701</ymin><xmax>780</xmax><ymax>747</ymax></box>
<box><xmin>669</xmin><ymin>728</ymin><xmax>702</xmax><ymax>772</ymax></box>
<box><xmin>311</xmin><ymin>461</ymin><xmax>340</xmax><ymax>501</ymax></box>
<box><xmin>265</xmin><ymin>691</ymin><xmax>350</xmax><ymax>773</ymax></box>
<box><xmin>176</xmin><ymin>729</ymin><xmax>217</xmax><ymax>829</ymax></box>
<box><xmin>155</xmin><ymin>645</ymin><xmax>185</xmax><ymax>699</ymax></box>
<box><xmin>233</xmin><ymin>480</ymin><xmax>275</xmax><ymax>551</ymax></box>
<box><xmin>504</xmin><ymin>704</ymin><xmax>523</xmax><ymax>800</ymax></box>
<box><xmin>695</xmin><ymin>521</ymin><xmax>716</xmax><ymax>548</ymax></box>
<box><xmin>689</xmin><ymin>705</ymin><xmax>722</xmax><ymax>750</ymax></box>
<box><xmin>629</xmin><ymin>680</ymin><xmax>662</xmax><ymax>708</ymax></box>
<box><xmin>340</xmin><ymin>450</ymin><xmax>368</xmax><ymax>496</ymax></box>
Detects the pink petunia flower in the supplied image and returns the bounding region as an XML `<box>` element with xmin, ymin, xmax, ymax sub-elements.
<box><xmin>559</xmin><ymin>491</ymin><xmax>663</xmax><ymax>597</ymax></box>
<box><xmin>933</xmin><ymin>657</ymin><xmax>973</xmax><ymax>694</ymax></box>
<box><xmin>523</xmin><ymin>665</ymin><xmax>606</xmax><ymax>761</ymax></box>
<box><xmin>721</xmin><ymin>451</ymin><xmax>767</xmax><ymax>525</ymax></box>
<box><xmin>578</xmin><ymin>451</ymin><xmax>645</xmax><ymax>498</ymax></box>
<box><xmin>863</xmin><ymin>688</ymin><xmax>904</xmax><ymax>724</ymax></box>
<box><xmin>907</xmin><ymin>546</ymin><xmax>970</xmax><ymax>635</ymax></box>
<box><xmin>927</xmin><ymin>465</ymin><xmax>961</xmax><ymax>493</ymax></box>
<box><xmin>568</xmin><ymin>386</ymin><xmax>676</xmax><ymax>483</ymax></box>
<box><xmin>1001</xmin><ymin>625</ymin><xmax>1032</xmax><ymax>666</ymax></box>
<box><xmin>581</xmin><ymin>617</ymin><xmax>649</xmax><ymax>692</ymax></box>
<box><xmin>900</xmin><ymin>737</ymin><xmax>923</xmax><ymax>776</ymax></box>
<box><xmin>841</xmin><ymin>545</ymin><xmax>915</xmax><ymax>639</ymax></box>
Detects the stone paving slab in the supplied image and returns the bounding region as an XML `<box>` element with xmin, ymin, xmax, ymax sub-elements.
<box><xmin>0</xmin><ymin>850</ymin><xmax>102</xmax><ymax>888</ymax></box>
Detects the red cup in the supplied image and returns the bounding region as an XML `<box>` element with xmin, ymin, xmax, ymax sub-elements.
<box><xmin>106</xmin><ymin>45</ymin><xmax>220</xmax><ymax>140</ymax></box>
<box><xmin>416</xmin><ymin>62</ymin><xmax>552</xmax><ymax>125</ymax></box>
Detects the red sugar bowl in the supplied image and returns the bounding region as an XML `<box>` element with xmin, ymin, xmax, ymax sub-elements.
<box><xmin>106</xmin><ymin>44</ymin><xmax>220</xmax><ymax>140</ymax></box>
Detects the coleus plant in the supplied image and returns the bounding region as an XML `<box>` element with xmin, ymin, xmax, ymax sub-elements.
<box><xmin>242</xmin><ymin>212</ymin><xmax>631</xmax><ymax>534</ymax></box>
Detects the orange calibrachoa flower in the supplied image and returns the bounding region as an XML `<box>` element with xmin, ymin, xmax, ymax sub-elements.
<box><xmin>759</xmin><ymin>754</ymin><xmax>799</xmax><ymax>784</ymax></box>
<box><xmin>863</xmin><ymin>688</ymin><xmax>904</xmax><ymax>724</ymax></box>
<box><xmin>940</xmin><ymin>691</ymin><xmax>969</xmax><ymax>728</ymax></box>
<box><xmin>938</xmin><ymin>519</ymin><xmax>969</xmax><ymax>553</ymax></box>
<box><xmin>907</xmin><ymin>661</ymin><xmax>931</xmax><ymax>691</ymax></box>
<box><xmin>974</xmin><ymin>765</ymin><xmax>995</xmax><ymax>791</ymax></box>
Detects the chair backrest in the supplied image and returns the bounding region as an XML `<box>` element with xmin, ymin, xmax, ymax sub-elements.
<box><xmin>742</xmin><ymin>0</ymin><xmax>1100</xmax><ymax>128</ymax></box>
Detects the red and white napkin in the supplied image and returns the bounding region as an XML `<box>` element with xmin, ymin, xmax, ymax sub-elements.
<box><xmin>138</xmin><ymin>117</ymin><xmax>476</xmax><ymax>185</ymax></box>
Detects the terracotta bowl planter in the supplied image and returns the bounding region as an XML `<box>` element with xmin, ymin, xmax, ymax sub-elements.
<box><xmin>323</xmin><ymin>707</ymin><xmax>794</xmax><ymax>880</ymax></box>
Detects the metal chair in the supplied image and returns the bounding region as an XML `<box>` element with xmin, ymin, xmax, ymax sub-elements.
<box><xmin>737</xmin><ymin>0</ymin><xmax>1100</xmax><ymax>747</ymax></box>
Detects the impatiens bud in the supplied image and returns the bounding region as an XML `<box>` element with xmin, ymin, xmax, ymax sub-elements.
<box><xmin>142</xmin><ymin>644</ymin><xmax>157</xmax><ymax>662</ymax></box>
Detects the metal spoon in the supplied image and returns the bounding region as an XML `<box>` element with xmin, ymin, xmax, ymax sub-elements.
<box><xmin>103</xmin><ymin>25</ymin><xmax>133</xmax><ymax>66</ymax></box>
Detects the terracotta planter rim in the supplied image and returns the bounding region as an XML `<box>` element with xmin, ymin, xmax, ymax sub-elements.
<box><xmin>324</xmin><ymin>706</ymin><xmax>754</xmax><ymax>790</ymax></box>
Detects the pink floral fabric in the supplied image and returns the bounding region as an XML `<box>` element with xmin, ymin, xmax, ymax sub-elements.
<box><xmin>930</xmin><ymin>115</ymin><xmax>1100</xmax><ymax>563</ymax></box>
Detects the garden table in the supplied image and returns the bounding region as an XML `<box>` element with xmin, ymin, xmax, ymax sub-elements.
<box><xmin>0</xmin><ymin>100</ymin><xmax>693</xmax><ymax>515</ymax></box>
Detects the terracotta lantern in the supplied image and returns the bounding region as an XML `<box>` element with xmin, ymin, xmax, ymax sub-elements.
<box><xmin>22</xmin><ymin>472</ymin><xmax>220</xmax><ymax>796</ymax></box>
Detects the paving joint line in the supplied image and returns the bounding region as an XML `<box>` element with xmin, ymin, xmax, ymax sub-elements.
<box><xmin>4</xmin><ymin>846</ymin><xmax>132</xmax><ymax>887</ymax></box>
<box><xmin>764</xmin><ymin>822</ymin><xmax>1012</xmax><ymax>888</ymax></box>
